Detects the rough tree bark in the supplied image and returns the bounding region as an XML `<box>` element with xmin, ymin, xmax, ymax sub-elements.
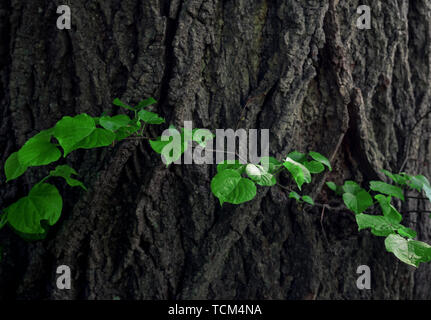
<box><xmin>0</xmin><ymin>0</ymin><xmax>431</xmax><ymax>300</ymax></box>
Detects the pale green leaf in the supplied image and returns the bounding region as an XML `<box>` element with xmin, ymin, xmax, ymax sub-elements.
<box><xmin>385</xmin><ymin>234</ymin><xmax>431</xmax><ymax>267</ymax></box>
<box><xmin>99</xmin><ymin>115</ymin><xmax>132</xmax><ymax>132</ymax></box>
<box><xmin>283</xmin><ymin>157</ymin><xmax>311</xmax><ymax>190</ymax></box>
<box><xmin>370</xmin><ymin>181</ymin><xmax>404</xmax><ymax>200</ymax></box>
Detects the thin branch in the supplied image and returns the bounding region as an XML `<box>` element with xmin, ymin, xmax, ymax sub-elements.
<box><xmin>202</xmin><ymin>148</ymin><xmax>249</xmax><ymax>164</ymax></box>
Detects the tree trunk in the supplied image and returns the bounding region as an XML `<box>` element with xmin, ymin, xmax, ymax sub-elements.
<box><xmin>1</xmin><ymin>0</ymin><xmax>431</xmax><ymax>300</ymax></box>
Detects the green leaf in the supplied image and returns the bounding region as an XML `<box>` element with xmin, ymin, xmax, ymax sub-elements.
<box><xmin>303</xmin><ymin>161</ymin><xmax>325</xmax><ymax>174</ymax></box>
<box><xmin>149</xmin><ymin>136</ymin><xmax>173</xmax><ymax>154</ymax></box>
<box><xmin>309</xmin><ymin>151</ymin><xmax>332</xmax><ymax>171</ymax></box>
<box><xmin>260</xmin><ymin>156</ymin><xmax>282</xmax><ymax>174</ymax></box>
<box><xmin>4</xmin><ymin>152</ymin><xmax>28</xmax><ymax>182</ymax></box>
<box><xmin>138</xmin><ymin>110</ymin><xmax>165</xmax><ymax>124</ymax></box>
<box><xmin>137</xmin><ymin>97</ymin><xmax>157</xmax><ymax>109</ymax></box>
<box><xmin>217</xmin><ymin>160</ymin><xmax>246</xmax><ymax>174</ymax></box>
<box><xmin>50</xmin><ymin>165</ymin><xmax>87</xmax><ymax>191</ymax></box>
<box><xmin>54</xmin><ymin>114</ymin><xmax>96</xmax><ymax>156</ymax></box>
<box><xmin>406</xmin><ymin>175</ymin><xmax>430</xmax><ymax>192</ymax></box>
<box><xmin>17</xmin><ymin>129</ymin><xmax>61</xmax><ymax>167</ymax></box>
<box><xmin>210</xmin><ymin>169</ymin><xmax>256</xmax><ymax>205</ymax></box>
<box><xmin>342</xmin><ymin>181</ymin><xmax>361</xmax><ymax>195</ymax></box>
<box><xmin>283</xmin><ymin>157</ymin><xmax>311</xmax><ymax>190</ymax></box>
<box><xmin>4</xmin><ymin>183</ymin><xmax>63</xmax><ymax>235</ymax></box>
<box><xmin>115</xmin><ymin>122</ymin><xmax>140</xmax><ymax>141</ymax></box>
<box><xmin>289</xmin><ymin>191</ymin><xmax>301</xmax><ymax>201</ymax></box>
<box><xmin>286</xmin><ymin>151</ymin><xmax>306</xmax><ymax>163</ymax></box>
<box><xmin>72</xmin><ymin>128</ymin><xmax>116</xmax><ymax>150</ymax></box>
<box><xmin>113</xmin><ymin>98</ymin><xmax>134</xmax><ymax>111</ymax></box>
<box><xmin>356</xmin><ymin>204</ymin><xmax>416</xmax><ymax>239</ymax></box>
<box><xmin>385</xmin><ymin>234</ymin><xmax>431</xmax><ymax>267</ymax></box>
<box><xmin>326</xmin><ymin>182</ymin><xmax>337</xmax><ymax>192</ymax></box>
<box><xmin>245</xmin><ymin>164</ymin><xmax>276</xmax><ymax>186</ymax></box>
<box><xmin>381</xmin><ymin>169</ymin><xmax>408</xmax><ymax>186</ymax></box>
<box><xmin>397</xmin><ymin>226</ymin><xmax>417</xmax><ymax>239</ymax></box>
<box><xmin>99</xmin><ymin>115</ymin><xmax>132</xmax><ymax>132</ymax></box>
<box><xmin>369</xmin><ymin>181</ymin><xmax>404</xmax><ymax>201</ymax></box>
<box><xmin>326</xmin><ymin>181</ymin><xmax>345</xmax><ymax>195</ymax></box>
<box><xmin>356</xmin><ymin>214</ymin><xmax>400</xmax><ymax>237</ymax></box>
<box><xmin>302</xmin><ymin>195</ymin><xmax>314</xmax><ymax>205</ymax></box>
<box><xmin>374</xmin><ymin>194</ymin><xmax>402</xmax><ymax>223</ymax></box>
<box><xmin>150</xmin><ymin>129</ymin><xmax>187</xmax><ymax>166</ymax></box>
<box><xmin>342</xmin><ymin>190</ymin><xmax>373</xmax><ymax>214</ymax></box>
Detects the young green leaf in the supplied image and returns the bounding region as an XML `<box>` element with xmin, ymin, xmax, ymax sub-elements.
<box><xmin>356</xmin><ymin>214</ymin><xmax>400</xmax><ymax>237</ymax></box>
<box><xmin>113</xmin><ymin>98</ymin><xmax>134</xmax><ymax>111</ymax></box>
<box><xmin>406</xmin><ymin>175</ymin><xmax>430</xmax><ymax>192</ymax></box>
<box><xmin>4</xmin><ymin>152</ymin><xmax>28</xmax><ymax>182</ymax></box>
<box><xmin>54</xmin><ymin>114</ymin><xmax>96</xmax><ymax>156</ymax></box>
<box><xmin>286</xmin><ymin>151</ymin><xmax>306</xmax><ymax>163</ymax></box>
<box><xmin>260</xmin><ymin>156</ymin><xmax>282</xmax><ymax>174</ymax></box>
<box><xmin>289</xmin><ymin>191</ymin><xmax>301</xmax><ymax>201</ymax></box>
<box><xmin>308</xmin><ymin>151</ymin><xmax>332</xmax><ymax>171</ymax></box>
<box><xmin>211</xmin><ymin>169</ymin><xmax>256</xmax><ymax>205</ymax></box>
<box><xmin>374</xmin><ymin>194</ymin><xmax>402</xmax><ymax>223</ymax></box>
<box><xmin>303</xmin><ymin>161</ymin><xmax>325</xmax><ymax>174</ymax></box>
<box><xmin>342</xmin><ymin>181</ymin><xmax>361</xmax><ymax>195</ymax></box>
<box><xmin>326</xmin><ymin>181</ymin><xmax>337</xmax><ymax>192</ymax></box>
<box><xmin>385</xmin><ymin>234</ymin><xmax>431</xmax><ymax>267</ymax></box>
<box><xmin>50</xmin><ymin>165</ymin><xmax>87</xmax><ymax>191</ymax></box>
<box><xmin>137</xmin><ymin>97</ymin><xmax>157</xmax><ymax>109</ymax></box>
<box><xmin>369</xmin><ymin>181</ymin><xmax>404</xmax><ymax>200</ymax></box>
<box><xmin>3</xmin><ymin>183</ymin><xmax>62</xmax><ymax>235</ymax></box>
<box><xmin>99</xmin><ymin>115</ymin><xmax>132</xmax><ymax>132</ymax></box>
<box><xmin>115</xmin><ymin>122</ymin><xmax>140</xmax><ymax>141</ymax></box>
<box><xmin>381</xmin><ymin>169</ymin><xmax>408</xmax><ymax>186</ymax></box>
<box><xmin>283</xmin><ymin>157</ymin><xmax>311</xmax><ymax>190</ymax></box>
<box><xmin>138</xmin><ymin>110</ymin><xmax>165</xmax><ymax>124</ymax></box>
<box><xmin>397</xmin><ymin>226</ymin><xmax>417</xmax><ymax>239</ymax></box>
<box><xmin>302</xmin><ymin>195</ymin><xmax>314</xmax><ymax>205</ymax></box>
<box><xmin>17</xmin><ymin>129</ymin><xmax>62</xmax><ymax>167</ymax></box>
<box><xmin>245</xmin><ymin>164</ymin><xmax>276</xmax><ymax>187</ymax></box>
<box><xmin>342</xmin><ymin>190</ymin><xmax>373</xmax><ymax>214</ymax></box>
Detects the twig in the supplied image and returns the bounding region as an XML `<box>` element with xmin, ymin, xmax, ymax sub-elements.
<box><xmin>320</xmin><ymin>205</ymin><xmax>329</xmax><ymax>245</ymax></box>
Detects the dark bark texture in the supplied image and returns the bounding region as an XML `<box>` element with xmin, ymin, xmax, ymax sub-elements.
<box><xmin>1</xmin><ymin>0</ymin><xmax>431</xmax><ymax>299</ymax></box>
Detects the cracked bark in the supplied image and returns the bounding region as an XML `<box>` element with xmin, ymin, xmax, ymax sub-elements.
<box><xmin>1</xmin><ymin>0</ymin><xmax>431</xmax><ymax>299</ymax></box>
